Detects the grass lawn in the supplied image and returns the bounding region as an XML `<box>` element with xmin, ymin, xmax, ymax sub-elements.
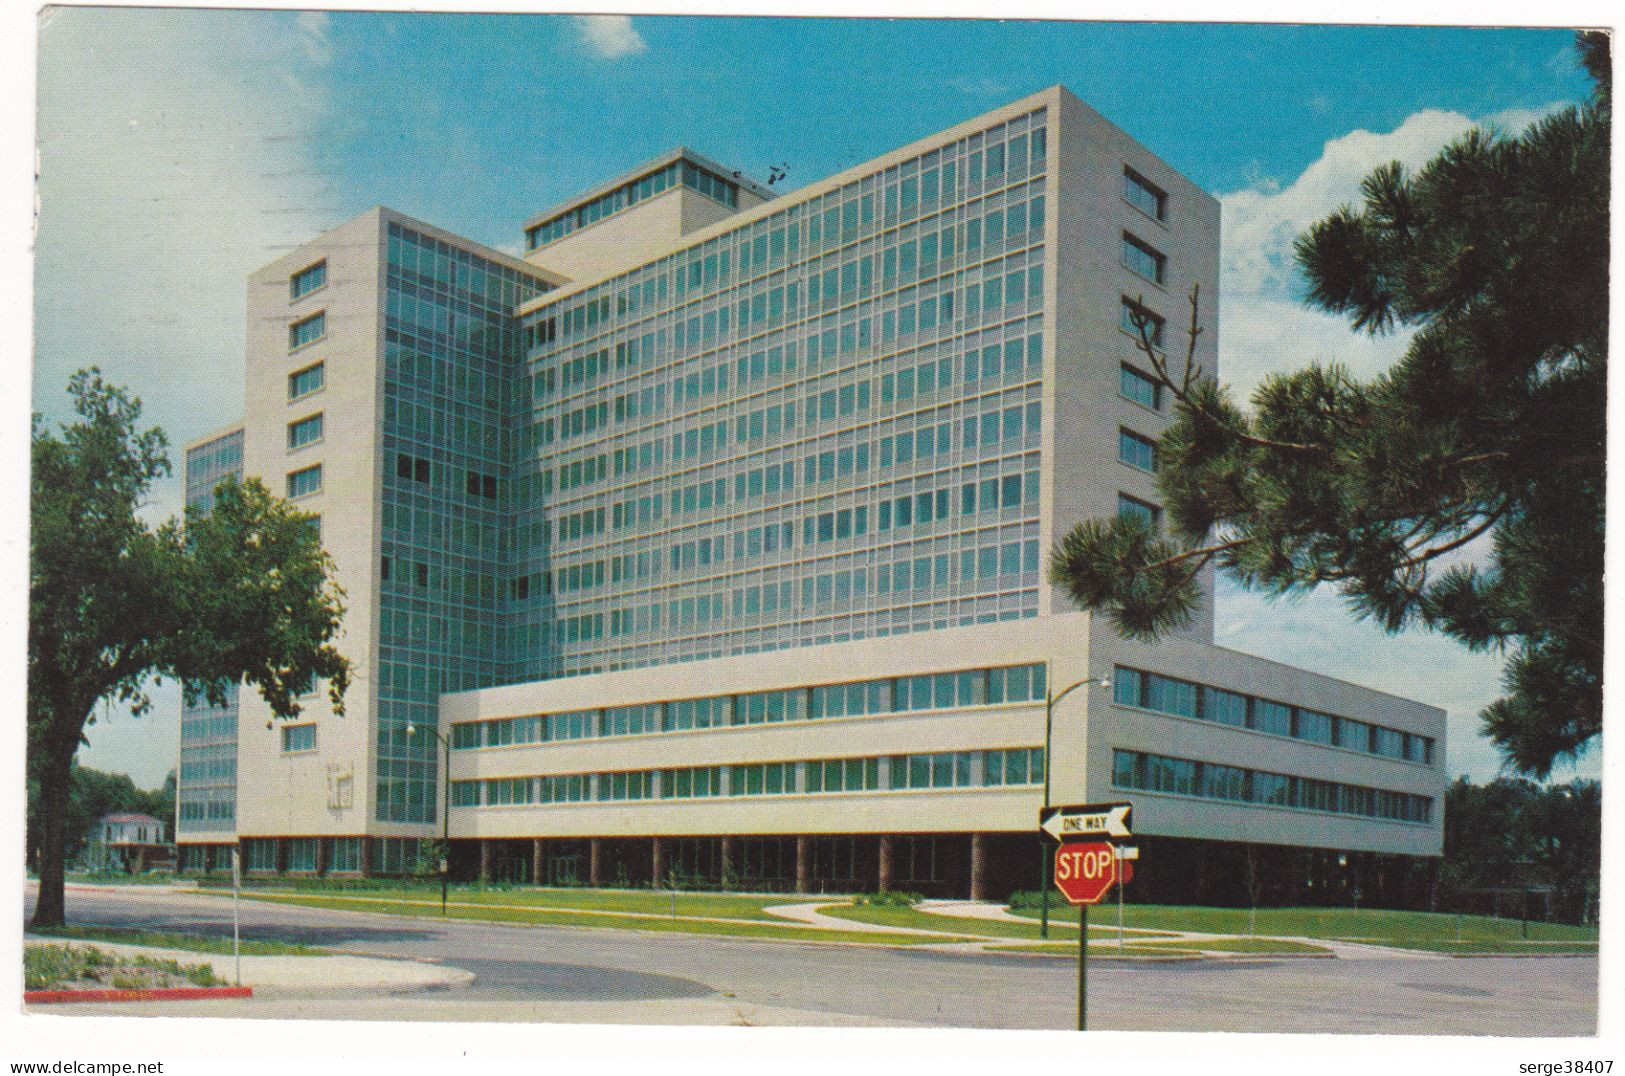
<box><xmin>1148</xmin><ymin>936</ymin><xmax>1332</xmax><ymax>956</ymax></box>
<box><xmin>29</xmin><ymin>925</ymin><xmax>324</xmax><ymax>957</ymax></box>
<box><xmin>1369</xmin><ymin>939</ymin><xmax>1598</xmax><ymax>955</ymax></box>
<box><xmin>825</xmin><ymin>903</ymin><xmax>1176</xmax><ymax>941</ymax></box>
<box><xmin>987</xmin><ymin>942</ymin><xmax>1209</xmax><ymax>958</ymax></box>
<box><xmin>64</xmin><ymin>872</ymin><xmax>182</xmax><ymax>887</ymax></box>
<box><xmin>1008</xmin><ymin>904</ymin><xmax>1598</xmax><ymax>949</ymax></box>
<box><xmin>229</xmin><ymin>891</ymin><xmax>966</xmax><ymax>947</ymax></box>
<box><xmin>203</xmin><ymin>883</ymin><xmax>792</xmax><ymax>922</ymax></box>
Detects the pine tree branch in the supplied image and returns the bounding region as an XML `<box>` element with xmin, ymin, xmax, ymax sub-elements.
<box><xmin>1130</xmin><ymin>285</ymin><xmax>1325</xmax><ymax>455</ymax></box>
<box><xmin>1398</xmin><ymin>504</ymin><xmax>1507</xmax><ymax>567</ymax></box>
<box><xmin>1141</xmin><ymin>535</ymin><xmax>1255</xmax><ymax>573</ymax></box>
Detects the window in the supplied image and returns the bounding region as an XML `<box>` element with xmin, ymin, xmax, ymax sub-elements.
<box><xmin>1145</xmin><ymin>672</ymin><xmax>1198</xmax><ymax>718</ymax></box>
<box><xmin>1113</xmin><ymin>667</ymin><xmax>1147</xmax><ymax>708</ymax></box>
<box><xmin>1111</xmin><ymin>749</ymin><xmax>1431</xmax><ymax>826</ymax></box>
<box><xmin>1112</xmin><ymin>665</ymin><xmax>1429</xmax><ymax>764</ymax></box>
<box><xmin>289</xmin><ymin>311</ymin><xmax>326</xmax><ymax>350</ymax></box>
<box><xmin>1199</xmin><ymin>761</ymin><xmax>1248</xmax><ymax>801</ymax></box>
<box><xmin>287</xmin><ymin>464</ymin><xmax>322</xmax><ymax>499</ymax></box>
<box><xmin>1119</xmin><ymin>428</ymin><xmax>1156</xmax><ymax>472</ymax></box>
<box><xmin>1123</xmin><ymin>168</ymin><xmax>1166</xmax><ymax>221</ymax></box>
<box><xmin>244</xmin><ymin>838</ymin><xmax>278</xmax><ymax>872</ymax></box>
<box><xmin>1252</xmin><ymin>771</ymin><xmax>1292</xmax><ymax>807</ymax></box>
<box><xmin>1118</xmin><ymin>493</ymin><xmax>1160</xmax><ymax>529</ymax></box>
<box><xmin>1254</xmin><ymin>699</ymin><xmax>1293</xmax><ymax>736</ymax></box>
<box><xmin>1120</xmin><ymin>364</ymin><xmax>1162</xmax><ymax>410</ymax></box>
<box><xmin>396</xmin><ymin>453</ymin><xmax>430</xmax><ymax>484</ymax></box>
<box><xmin>1404</xmin><ymin>732</ymin><xmax>1434</xmax><ymax>765</ymax></box>
<box><xmin>466</xmin><ymin>471</ymin><xmax>498</xmax><ymax>499</ymax></box>
<box><xmin>287</xmin><ymin>413</ymin><xmax>323</xmax><ymax>450</ymax></box>
<box><xmin>286</xmin><ymin>837</ymin><xmax>318</xmax><ymax>872</ymax></box>
<box><xmin>1296</xmin><ymin>708</ymin><xmax>1335</xmax><ymax>745</ymax></box>
<box><xmin>290</xmin><ymin>260</ymin><xmax>327</xmax><ymax>299</ymax></box>
<box><xmin>1206</xmin><ymin>687</ymin><xmax>1248</xmax><ymax>727</ymax></box>
<box><xmin>288</xmin><ymin>363</ymin><xmax>325</xmax><ymax>400</ymax></box>
<box><xmin>281</xmin><ymin>724</ymin><xmax>316</xmax><ymax>753</ymax></box>
<box><xmin>1122</xmin><ymin>234</ymin><xmax>1165</xmax><ymax>284</ymax></box>
<box><xmin>1337</xmin><ymin>716</ymin><xmax>1372</xmax><ymax>751</ymax></box>
<box><xmin>1120</xmin><ymin>298</ymin><xmax>1164</xmax><ymax>347</ymax></box>
<box><xmin>1373</xmin><ymin>725</ymin><xmax>1405</xmax><ymax>759</ymax></box>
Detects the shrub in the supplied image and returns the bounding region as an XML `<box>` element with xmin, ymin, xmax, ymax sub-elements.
<box><xmin>23</xmin><ymin>944</ymin><xmax>219</xmax><ymax>990</ymax></box>
<box><xmin>854</xmin><ymin>890</ymin><xmax>923</xmax><ymax>907</ymax></box>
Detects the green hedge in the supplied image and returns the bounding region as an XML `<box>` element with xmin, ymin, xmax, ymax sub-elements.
<box><xmin>853</xmin><ymin>890</ymin><xmax>923</xmax><ymax>907</ymax></box>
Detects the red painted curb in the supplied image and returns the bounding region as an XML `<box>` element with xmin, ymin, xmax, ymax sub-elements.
<box><xmin>25</xmin><ymin>986</ymin><xmax>252</xmax><ymax>1004</ymax></box>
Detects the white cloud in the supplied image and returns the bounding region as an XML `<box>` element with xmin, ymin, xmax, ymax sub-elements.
<box><xmin>296</xmin><ymin>10</ymin><xmax>333</xmax><ymax>66</ymax></box>
<box><xmin>573</xmin><ymin>14</ymin><xmax>647</xmax><ymax>60</ymax></box>
<box><xmin>947</xmin><ymin>76</ymin><xmax>1010</xmax><ymax>99</ymax></box>
<box><xmin>1215</xmin><ymin>295</ymin><xmax>1412</xmax><ymax>403</ymax></box>
<box><xmin>1215</xmin><ymin>101</ymin><xmax>1569</xmax><ymax>403</ymax></box>
<box><xmin>33</xmin><ymin>7</ymin><xmax>339</xmax><ymax>787</ymax></box>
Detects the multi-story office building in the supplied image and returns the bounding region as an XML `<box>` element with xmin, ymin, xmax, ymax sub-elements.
<box><xmin>178</xmin><ymin>86</ymin><xmax>1445</xmax><ymax>902</ymax></box>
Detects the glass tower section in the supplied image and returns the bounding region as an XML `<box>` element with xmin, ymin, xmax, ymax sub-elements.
<box><xmin>514</xmin><ymin>107</ymin><xmax>1049</xmax><ymax>678</ymax></box>
<box><xmin>177</xmin><ymin>429</ymin><xmax>244</xmax><ymax>833</ymax></box>
<box><xmin>375</xmin><ymin>221</ymin><xmax>549</xmax><ymax>823</ymax></box>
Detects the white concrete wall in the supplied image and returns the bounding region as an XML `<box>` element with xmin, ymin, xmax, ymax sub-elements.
<box><xmin>1084</xmin><ymin>629</ymin><xmax>1446</xmax><ymax>856</ymax></box>
<box><xmin>526</xmin><ymin>188</ymin><xmax>689</xmax><ymax>283</ymax></box>
<box><xmin>1045</xmin><ymin>89</ymin><xmax>1220</xmax><ymax>643</ymax></box>
<box><xmin>441</xmin><ymin>613</ymin><xmax>1444</xmax><ymax>856</ymax></box>
<box><xmin>234</xmin><ymin>210</ymin><xmax>387</xmax><ymax>841</ymax></box>
<box><xmin>525</xmin><ymin>175</ymin><xmax>768</xmax><ymax>285</ymax></box>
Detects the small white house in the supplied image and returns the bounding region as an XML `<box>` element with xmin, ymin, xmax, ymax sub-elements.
<box><xmin>93</xmin><ymin>812</ymin><xmax>171</xmax><ymax>872</ymax></box>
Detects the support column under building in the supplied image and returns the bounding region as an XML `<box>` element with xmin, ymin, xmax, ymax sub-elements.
<box><xmin>589</xmin><ymin>838</ymin><xmax>603</xmax><ymax>887</ymax></box>
<box><xmin>652</xmin><ymin>837</ymin><xmax>666</xmax><ymax>886</ymax></box>
<box><xmin>721</xmin><ymin>836</ymin><xmax>738</xmax><ymax>889</ymax></box>
<box><xmin>478</xmin><ymin>840</ymin><xmax>493</xmax><ymax>883</ymax></box>
<box><xmin>359</xmin><ymin>836</ymin><xmax>373</xmax><ymax>878</ymax></box>
<box><xmin>532</xmin><ymin>838</ymin><xmax>545</xmax><ymax>886</ymax></box>
<box><xmin>795</xmin><ymin>836</ymin><xmax>811</xmax><ymax>894</ymax></box>
<box><xmin>970</xmin><ymin>833</ymin><xmax>988</xmax><ymax>901</ymax></box>
<box><xmin>878</xmin><ymin>835</ymin><xmax>895</xmax><ymax>893</ymax></box>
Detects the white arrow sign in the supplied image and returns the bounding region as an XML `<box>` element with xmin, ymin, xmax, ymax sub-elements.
<box><xmin>1040</xmin><ymin>802</ymin><xmax>1132</xmax><ymax>841</ymax></box>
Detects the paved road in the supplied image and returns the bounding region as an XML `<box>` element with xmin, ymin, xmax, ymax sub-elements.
<box><xmin>25</xmin><ymin>886</ymin><xmax>1598</xmax><ymax>1034</ymax></box>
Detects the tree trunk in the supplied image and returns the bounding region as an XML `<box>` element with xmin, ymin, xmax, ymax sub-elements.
<box><xmin>31</xmin><ymin>745</ymin><xmax>74</xmax><ymax>928</ymax></box>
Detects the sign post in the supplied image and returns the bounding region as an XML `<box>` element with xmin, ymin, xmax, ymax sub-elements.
<box><xmin>230</xmin><ymin>846</ymin><xmax>242</xmax><ymax>988</ymax></box>
<box><xmin>1115</xmin><ymin>845</ymin><xmax>1138</xmax><ymax>952</ymax></box>
<box><xmin>1042</xmin><ymin>802</ymin><xmax>1134</xmax><ymax>1032</ymax></box>
<box><xmin>1053</xmin><ymin>840</ymin><xmax>1116</xmax><ymax>1031</ymax></box>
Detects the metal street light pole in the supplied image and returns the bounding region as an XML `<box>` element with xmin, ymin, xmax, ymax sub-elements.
<box><xmin>1038</xmin><ymin>674</ymin><xmax>1111</xmax><ymax>940</ymax></box>
<box><xmin>407</xmin><ymin>723</ymin><xmax>453</xmax><ymax>917</ymax></box>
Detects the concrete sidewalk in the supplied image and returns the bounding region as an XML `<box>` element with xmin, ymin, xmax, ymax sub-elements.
<box><xmin>910</xmin><ymin>899</ymin><xmax>1440</xmax><ymax>959</ymax></box>
<box><xmin>762</xmin><ymin>901</ymin><xmax>959</xmax><ymax>936</ymax></box>
<box><xmin>24</xmin><ymin>935</ymin><xmax>474</xmax><ymax>994</ymax></box>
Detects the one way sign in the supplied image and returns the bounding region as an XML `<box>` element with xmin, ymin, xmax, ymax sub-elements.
<box><xmin>1040</xmin><ymin>802</ymin><xmax>1133</xmax><ymax>842</ymax></box>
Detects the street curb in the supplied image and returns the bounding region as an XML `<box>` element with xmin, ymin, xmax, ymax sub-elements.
<box><xmin>25</xmin><ymin>986</ymin><xmax>253</xmax><ymax>1004</ymax></box>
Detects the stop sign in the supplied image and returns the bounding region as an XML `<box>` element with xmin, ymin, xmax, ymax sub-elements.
<box><xmin>1053</xmin><ymin>841</ymin><xmax>1117</xmax><ymax>905</ymax></box>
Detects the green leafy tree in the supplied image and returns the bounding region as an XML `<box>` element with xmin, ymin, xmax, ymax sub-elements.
<box><xmin>26</xmin><ymin>764</ymin><xmax>159</xmax><ymax>872</ymax></box>
<box><xmin>1051</xmin><ymin>34</ymin><xmax>1607</xmax><ymax>776</ymax></box>
<box><xmin>1439</xmin><ymin>776</ymin><xmax>1600</xmax><ymax>924</ymax></box>
<box><xmin>29</xmin><ymin>369</ymin><xmax>351</xmax><ymax>927</ymax></box>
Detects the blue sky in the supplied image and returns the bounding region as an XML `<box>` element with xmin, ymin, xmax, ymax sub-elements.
<box><xmin>31</xmin><ymin>9</ymin><xmax>1598</xmax><ymax>789</ymax></box>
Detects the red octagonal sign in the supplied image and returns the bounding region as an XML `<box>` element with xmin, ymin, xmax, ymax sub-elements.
<box><xmin>1054</xmin><ymin>841</ymin><xmax>1117</xmax><ymax>905</ymax></box>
